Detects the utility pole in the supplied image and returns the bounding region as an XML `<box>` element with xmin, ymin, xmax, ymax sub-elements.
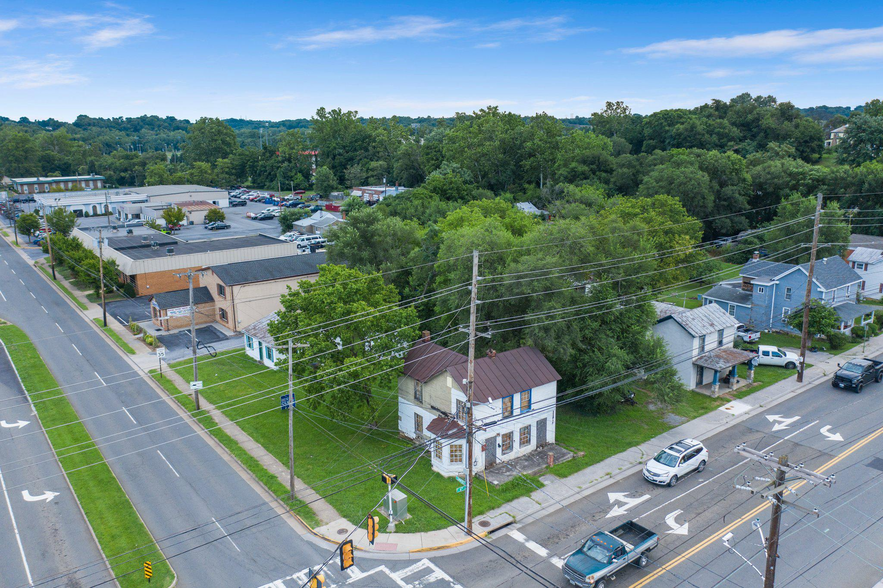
<box><xmin>98</xmin><ymin>229</ymin><xmax>107</xmax><ymax>327</ymax></box>
<box><xmin>41</xmin><ymin>204</ymin><xmax>56</xmax><ymax>280</ymax></box>
<box><xmin>174</xmin><ymin>269</ymin><xmax>206</xmax><ymax>410</ymax></box>
<box><xmin>465</xmin><ymin>249</ymin><xmax>479</xmax><ymax>533</ymax></box>
<box><xmin>288</xmin><ymin>338</ymin><xmax>295</xmax><ymax>501</ymax></box>
<box><xmin>733</xmin><ymin>444</ymin><xmax>834</xmax><ymax>587</ymax></box>
<box><xmin>797</xmin><ymin>193</ymin><xmax>824</xmax><ymax>383</ymax></box>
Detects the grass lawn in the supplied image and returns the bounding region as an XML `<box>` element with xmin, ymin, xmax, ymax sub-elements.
<box><xmin>166</xmin><ymin>351</ymin><xmax>539</xmax><ymax>532</ymax></box>
<box><xmin>36</xmin><ymin>262</ymin><xmax>88</xmax><ymax>310</ymax></box>
<box><xmin>753</xmin><ymin>331</ymin><xmax>861</xmax><ymax>354</ymax></box>
<box><xmin>93</xmin><ymin>318</ymin><xmax>136</xmax><ymax>354</ymax></box>
<box><xmin>0</xmin><ymin>325</ymin><xmax>174</xmax><ymax>588</ymax></box>
<box><xmin>656</xmin><ymin>262</ymin><xmax>741</xmax><ymax>310</ymax></box>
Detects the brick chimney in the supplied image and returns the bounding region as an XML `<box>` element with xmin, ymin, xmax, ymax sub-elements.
<box><xmin>421</xmin><ymin>330</ymin><xmax>431</xmax><ymax>343</ymax></box>
<box><xmin>487</xmin><ymin>349</ymin><xmax>496</xmax><ymax>359</ymax></box>
<box><xmin>752</xmin><ymin>251</ymin><xmax>760</xmax><ymax>261</ymax></box>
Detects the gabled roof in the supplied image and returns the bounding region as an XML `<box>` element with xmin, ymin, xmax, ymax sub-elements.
<box><xmin>426</xmin><ymin>416</ymin><xmax>466</xmax><ymax>439</ymax></box>
<box><xmin>210</xmin><ymin>253</ymin><xmax>325</xmax><ymax>286</ymax></box>
<box><xmin>703</xmin><ymin>285</ymin><xmax>753</xmax><ymax>307</ymax></box>
<box><xmin>850</xmin><ymin>234</ymin><xmax>883</xmax><ymax>251</ymax></box>
<box><xmin>798</xmin><ymin>256</ymin><xmax>861</xmax><ymax>290</ymax></box>
<box><xmin>446</xmin><ymin>347</ymin><xmax>561</xmax><ymax>404</ymax></box>
<box><xmin>848</xmin><ymin>247</ymin><xmax>883</xmax><ymax>265</ymax></box>
<box><xmin>740</xmin><ymin>260</ymin><xmax>795</xmax><ymax>280</ymax></box>
<box><xmin>693</xmin><ymin>347</ymin><xmax>756</xmax><ymax>371</ymax></box>
<box><xmin>658</xmin><ymin>303</ymin><xmax>740</xmax><ymax>337</ymax></box>
<box><xmin>403</xmin><ymin>341</ymin><xmax>467</xmax><ymax>383</ymax></box>
<box><xmin>151</xmin><ymin>287</ymin><xmax>213</xmax><ymax>310</ymax></box>
<box><xmin>652</xmin><ymin>301</ymin><xmax>685</xmax><ymax>320</ymax></box>
<box><xmin>242</xmin><ymin>312</ymin><xmax>278</xmax><ymax>346</ymax></box>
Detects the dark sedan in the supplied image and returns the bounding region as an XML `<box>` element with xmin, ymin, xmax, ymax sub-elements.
<box><xmin>205</xmin><ymin>221</ymin><xmax>231</xmax><ymax>230</ymax></box>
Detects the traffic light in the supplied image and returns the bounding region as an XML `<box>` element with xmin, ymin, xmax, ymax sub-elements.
<box><xmin>367</xmin><ymin>514</ymin><xmax>378</xmax><ymax>545</ymax></box>
<box><xmin>143</xmin><ymin>561</ymin><xmax>153</xmax><ymax>582</ymax></box>
<box><xmin>307</xmin><ymin>568</ymin><xmax>325</xmax><ymax>588</ymax></box>
<box><xmin>381</xmin><ymin>472</ymin><xmax>397</xmax><ymax>485</ymax></box>
<box><xmin>340</xmin><ymin>539</ymin><xmax>355</xmax><ymax>571</ymax></box>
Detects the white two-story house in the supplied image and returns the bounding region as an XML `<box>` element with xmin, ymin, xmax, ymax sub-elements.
<box><xmin>847</xmin><ymin>247</ymin><xmax>883</xmax><ymax>300</ymax></box>
<box><xmin>398</xmin><ymin>336</ymin><xmax>561</xmax><ymax>476</ymax></box>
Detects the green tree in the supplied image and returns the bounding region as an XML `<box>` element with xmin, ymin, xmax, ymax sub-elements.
<box><xmin>187</xmin><ymin>161</ymin><xmax>215</xmax><ymax>186</ymax></box>
<box><xmin>764</xmin><ymin>194</ymin><xmax>849</xmax><ymax>263</ymax></box>
<box><xmin>637</xmin><ymin>161</ymin><xmax>715</xmax><ymax>226</ymax></box>
<box><xmin>161</xmin><ymin>206</ymin><xmax>186</xmax><ymax>228</ymax></box>
<box><xmin>0</xmin><ymin>130</ymin><xmax>41</xmax><ymax>177</ymax></box>
<box><xmin>45</xmin><ymin>208</ymin><xmax>78</xmax><ymax>237</ymax></box>
<box><xmin>16</xmin><ymin>213</ymin><xmax>41</xmax><ymax>237</ymax></box>
<box><xmin>183</xmin><ymin>118</ymin><xmax>239</xmax><ymax>164</ymax></box>
<box><xmin>522</xmin><ymin>113</ymin><xmax>564</xmax><ymax>187</ymax></box>
<box><xmin>786</xmin><ymin>299</ymin><xmax>839</xmax><ymax>344</ymax></box>
<box><xmin>839</xmin><ymin>114</ymin><xmax>883</xmax><ymax>165</ymax></box>
<box><xmin>591</xmin><ymin>101</ymin><xmax>633</xmax><ymax>138</ymax></box>
<box><xmin>313</xmin><ymin>166</ymin><xmax>338</xmax><ymax>198</ymax></box>
<box><xmin>145</xmin><ymin>163</ymin><xmax>171</xmax><ymax>186</ymax></box>
<box><xmin>268</xmin><ymin>264</ymin><xmax>419</xmax><ymax>420</ymax></box>
<box><xmin>864</xmin><ymin>99</ymin><xmax>883</xmax><ymax>118</ymax></box>
<box><xmin>344</xmin><ymin>163</ymin><xmax>365</xmax><ymax>188</ymax></box>
<box><xmin>341</xmin><ymin>195</ymin><xmax>367</xmax><ymax>215</ymax></box>
<box><xmin>310</xmin><ymin>107</ymin><xmax>372</xmax><ymax>179</ymax></box>
<box><xmin>205</xmin><ymin>208</ymin><xmax>226</xmax><ymax>223</ymax></box>
<box><xmin>278</xmin><ymin>208</ymin><xmax>309</xmax><ymax>233</ymax></box>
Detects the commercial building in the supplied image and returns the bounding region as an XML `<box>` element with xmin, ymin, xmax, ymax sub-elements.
<box><xmin>177</xmin><ymin>201</ymin><xmax>220</xmax><ymax>225</ymax></box>
<box><xmin>35</xmin><ymin>184</ymin><xmax>229</xmax><ymax>220</ymax></box>
<box><xmin>292</xmin><ymin>211</ymin><xmax>344</xmax><ymax>235</ymax></box>
<box><xmin>3</xmin><ymin>174</ymin><xmax>105</xmax><ymax>194</ymax></box>
<box><xmin>35</xmin><ymin>189</ymin><xmax>148</xmax><ymax>218</ymax></box>
<box><xmin>150</xmin><ymin>287</ymin><xmax>215</xmax><ymax>331</ymax></box>
<box><xmin>350</xmin><ymin>185</ymin><xmax>408</xmax><ymax>203</ymax></box>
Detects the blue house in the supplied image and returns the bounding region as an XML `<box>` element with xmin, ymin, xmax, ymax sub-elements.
<box><xmin>701</xmin><ymin>255</ymin><xmax>875</xmax><ymax>335</ymax></box>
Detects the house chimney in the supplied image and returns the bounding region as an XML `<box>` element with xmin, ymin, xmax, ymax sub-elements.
<box><xmin>421</xmin><ymin>330</ymin><xmax>431</xmax><ymax>343</ymax></box>
<box><xmin>487</xmin><ymin>349</ymin><xmax>496</xmax><ymax>359</ymax></box>
<box><xmin>752</xmin><ymin>251</ymin><xmax>760</xmax><ymax>261</ymax></box>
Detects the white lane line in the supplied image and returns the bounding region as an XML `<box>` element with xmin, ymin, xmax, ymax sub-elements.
<box><xmin>636</xmin><ymin>419</ymin><xmax>819</xmax><ymax>521</ymax></box>
<box><xmin>3</xmin><ymin>259</ymin><xmax>7</xmax><ymax>264</ymax></box>
<box><xmin>55</xmin><ymin>322</ymin><xmax>64</xmax><ymax>333</ymax></box>
<box><xmin>509</xmin><ymin>529</ymin><xmax>551</xmax><ymax>556</ymax></box>
<box><xmin>0</xmin><ymin>290</ymin><xmax>5</xmax><ymax>302</ymax></box>
<box><xmin>156</xmin><ymin>450</ymin><xmax>180</xmax><ymax>477</ymax></box>
<box><xmin>19</xmin><ymin>279</ymin><xmax>24</xmax><ymax>285</ymax></box>
<box><xmin>10</xmin><ymin>268</ymin><xmax>15</xmax><ymax>274</ymax></box>
<box><xmin>41</xmin><ymin>305</ymin><xmax>48</xmax><ymax>313</ymax></box>
<box><xmin>122</xmin><ymin>406</ymin><xmax>137</xmax><ymax>424</ymax></box>
<box><xmin>71</xmin><ymin>344</ymin><xmax>82</xmax><ymax>356</ymax></box>
<box><xmin>211</xmin><ymin>516</ymin><xmax>241</xmax><ymax>552</ymax></box>
<box><xmin>29</xmin><ymin>292</ymin><xmax>35</xmax><ymax>299</ymax></box>
<box><xmin>0</xmin><ymin>465</ymin><xmax>34</xmax><ymax>585</ymax></box>
<box><xmin>94</xmin><ymin>372</ymin><xmax>106</xmax><ymax>387</ymax></box>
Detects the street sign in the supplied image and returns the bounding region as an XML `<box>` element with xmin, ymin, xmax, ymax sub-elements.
<box><xmin>456</xmin><ymin>486</ymin><xmax>467</xmax><ymax>493</ymax></box>
<box><xmin>455</xmin><ymin>476</ymin><xmax>466</xmax><ymax>486</ymax></box>
<box><xmin>156</xmin><ymin>348</ymin><xmax>166</xmax><ymax>359</ymax></box>
<box><xmin>190</xmin><ymin>381</ymin><xmax>203</xmax><ymax>391</ymax></box>
<box><xmin>281</xmin><ymin>394</ymin><xmax>295</xmax><ymax>411</ymax></box>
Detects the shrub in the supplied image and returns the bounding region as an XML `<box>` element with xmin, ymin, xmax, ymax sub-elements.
<box><xmin>129</xmin><ymin>321</ymin><xmax>143</xmax><ymax>335</ymax></box>
<box><xmin>121</xmin><ymin>282</ymin><xmax>136</xmax><ymax>298</ymax></box>
<box><xmin>827</xmin><ymin>331</ymin><xmax>848</xmax><ymax>349</ymax></box>
<box><xmin>867</xmin><ymin>323</ymin><xmax>880</xmax><ymax>337</ymax></box>
<box><xmin>875</xmin><ymin>313</ymin><xmax>883</xmax><ymax>328</ymax></box>
<box><xmin>142</xmin><ymin>333</ymin><xmax>157</xmax><ymax>347</ymax></box>
<box><xmin>852</xmin><ymin>325</ymin><xmax>867</xmax><ymax>339</ymax></box>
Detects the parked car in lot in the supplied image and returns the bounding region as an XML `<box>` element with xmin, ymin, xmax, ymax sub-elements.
<box><xmin>264</xmin><ymin>197</ymin><xmax>281</xmax><ymax>205</ymax></box>
<box><xmin>123</xmin><ymin>219</ymin><xmax>144</xmax><ymax>227</ymax></box>
<box><xmin>292</xmin><ymin>190</ymin><xmax>306</xmax><ymax>195</ymax></box>
<box><xmin>282</xmin><ymin>200</ymin><xmax>304</xmax><ymax>208</ymax></box>
<box><xmin>229</xmin><ymin>199</ymin><xmax>247</xmax><ymax>207</ymax></box>
<box><xmin>736</xmin><ymin>326</ymin><xmax>760</xmax><ymax>343</ymax></box>
<box><xmin>756</xmin><ymin>345</ymin><xmax>798</xmax><ymax>369</ymax></box>
<box><xmin>642</xmin><ymin>439</ymin><xmax>707</xmax><ymax>487</ymax></box>
<box><xmin>563</xmin><ymin>521</ymin><xmax>658</xmax><ymax>588</ymax></box>
<box><xmin>309</xmin><ymin>205</ymin><xmax>323</xmax><ymax>213</ymax></box>
<box><xmin>205</xmin><ymin>222</ymin><xmax>230</xmax><ymax>230</ymax></box>
<box><xmin>832</xmin><ymin>359</ymin><xmax>883</xmax><ymax>392</ymax></box>
<box><xmin>252</xmin><ymin>212</ymin><xmax>275</xmax><ymax>221</ymax></box>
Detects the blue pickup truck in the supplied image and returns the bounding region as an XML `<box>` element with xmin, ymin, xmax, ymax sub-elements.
<box><xmin>563</xmin><ymin>521</ymin><xmax>658</xmax><ymax>588</ymax></box>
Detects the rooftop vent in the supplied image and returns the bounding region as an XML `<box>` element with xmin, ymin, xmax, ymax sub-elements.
<box><xmin>141</xmin><ymin>235</ymin><xmax>150</xmax><ymax>243</ymax></box>
<box><xmin>166</xmin><ymin>247</ymin><xmax>175</xmax><ymax>256</ymax></box>
<box><xmin>151</xmin><ymin>241</ymin><xmax>158</xmax><ymax>250</ymax></box>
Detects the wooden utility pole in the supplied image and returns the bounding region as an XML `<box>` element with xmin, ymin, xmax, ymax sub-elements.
<box><xmin>465</xmin><ymin>249</ymin><xmax>479</xmax><ymax>533</ymax></box>
<box><xmin>41</xmin><ymin>204</ymin><xmax>56</xmax><ymax>280</ymax></box>
<box><xmin>174</xmin><ymin>269</ymin><xmax>205</xmax><ymax>410</ymax></box>
<box><xmin>797</xmin><ymin>193</ymin><xmax>824</xmax><ymax>383</ymax></box>
<box><xmin>98</xmin><ymin>229</ymin><xmax>107</xmax><ymax>327</ymax></box>
<box><xmin>764</xmin><ymin>455</ymin><xmax>788</xmax><ymax>588</ymax></box>
<box><xmin>288</xmin><ymin>338</ymin><xmax>295</xmax><ymax>500</ymax></box>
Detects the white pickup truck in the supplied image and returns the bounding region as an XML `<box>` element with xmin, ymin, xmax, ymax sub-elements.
<box><xmin>756</xmin><ymin>345</ymin><xmax>799</xmax><ymax>369</ymax></box>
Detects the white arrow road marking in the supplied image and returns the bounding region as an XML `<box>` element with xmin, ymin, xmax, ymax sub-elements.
<box><xmin>0</xmin><ymin>420</ymin><xmax>29</xmax><ymax>429</ymax></box>
<box><xmin>766</xmin><ymin>414</ymin><xmax>800</xmax><ymax>431</ymax></box>
<box><xmin>21</xmin><ymin>490</ymin><xmax>60</xmax><ymax>503</ymax></box>
<box><xmin>820</xmin><ymin>425</ymin><xmax>844</xmax><ymax>442</ymax></box>
<box><xmin>509</xmin><ymin>529</ymin><xmax>564</xmax><ymax>567</ymax></box>
<box><xmin>664</xmin><ymin>510</ymin><xmax>689</xmax><ymax>535</ymax></box>
<box><xmin>607</xmin><ymin>492</ymin><xmax>651</xmax><ymax>518</ymax></box>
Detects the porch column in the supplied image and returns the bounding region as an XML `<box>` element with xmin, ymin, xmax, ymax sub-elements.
<box><xmin>711</xmin><ymin>370</ymin><xmax>720</xmax><ymax>394</ymax></box>
<box><xmin>729</xmin><ymin>365</ymin><xmax>738</xmax><ymax>389</ymax></box>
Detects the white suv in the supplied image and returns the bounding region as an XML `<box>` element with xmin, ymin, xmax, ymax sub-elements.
<box><xmin>643</xmin><ymin>439</ymin><xmax>708</xmax><ymax>487</ymax></box>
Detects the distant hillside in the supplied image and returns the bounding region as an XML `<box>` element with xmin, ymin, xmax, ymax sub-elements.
<box><xmin>800</xmin><ymin>105</ymin><xmax>864</xmax><ymax>122</ymax></box>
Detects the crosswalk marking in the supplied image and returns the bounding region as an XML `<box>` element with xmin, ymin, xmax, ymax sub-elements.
<box><xmin>509</xmin><ymin>529</ymin><xmax>566</xmax><ymax>569</ymax></box>
<box><xmin>258</xmin><ymin>558</ymin><xmax>462</xmax><ymax>588</ymax></box>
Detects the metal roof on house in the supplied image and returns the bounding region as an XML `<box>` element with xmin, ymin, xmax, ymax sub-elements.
<box><xmin>516</xmin><ymin>202</ymin><xmax>543</xmax><ymax>215</ymax></box>
<box><xmin>210</xmin><ymin>253</ymin><xmax>325</xmax><ymax>286</ymax></box>
<box><xmin>403</xmin><ymin>341</ymin><xmax>468</xmax><ymax>383</ymax></box>
<box><xmin>242</xmin><ymin>312</ymin><xmax>278</xmax><ymax>346</ymax></box>
<box><xmin>447</xmin><ymin>347</ymin><xmax>561</xmax><ymax>404</ymax></box>
<box><xmin>693</xmin><ymin>347</ymin><xmax>756</xmax><ymax>371</ymax></box>
<box><xmin>660</xmin><ymin>303</ymin><xmax>741</xmax><ymax>337</ymax></box>
<box><xmin>151</xmin><ymin>287</ymin><xmax>213</xmax><ymax>310</ymax></box>
<box><xmin>848</xmin><ymin>247</ymin><xmax>883</xmax><ymax>265</ymax></box>
<box><xmin>426</xmin><ymin>416</ymin><xmax>466</xmax><ymax>439</ymax></box>
<box><xmin>703</xmin><ymin>285</ymin><xmax>753</xmax><ymax>306</ymax></box>
<box><xmin>833</xmin><ymin>303</ymin><xmax>881</xmax><ymax>323</ymax></box>
<box><xmin>652</xmin><ymin>302</ymin><xmax>686</xmax><ymax>320</ymax></box>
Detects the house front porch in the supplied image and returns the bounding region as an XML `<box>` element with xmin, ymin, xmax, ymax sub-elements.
<box><xmin>693</xmin><ymin>347</ymin><xmax>757</xmax><ymax>398</ymax></box>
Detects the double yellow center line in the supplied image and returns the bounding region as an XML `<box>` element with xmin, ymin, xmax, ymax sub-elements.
<box><xmin>629</xmin><ymin>423</ymin><xmax>883</xmax><ymax>587</ymax></box>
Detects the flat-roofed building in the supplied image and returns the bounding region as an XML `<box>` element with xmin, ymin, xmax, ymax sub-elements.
<box><xmin>5</xmin><ymin>174</ymin><xmax>105</xmax><ymax>194</ymax></box>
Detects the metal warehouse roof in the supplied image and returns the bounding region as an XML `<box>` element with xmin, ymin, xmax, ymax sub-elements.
<box><xmin>107</xmin><ymin>234</ymin><xmax>283</xmax><ymax>261</ymax></box>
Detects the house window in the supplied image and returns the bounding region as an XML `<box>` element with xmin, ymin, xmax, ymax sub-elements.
<box><xmin>245</xmin><ymin>335</ymin><xmax>253</xmax><ymax>350</ymax></box>
<box><xmin>413</xmin><ymin>380</ymin><xmax>423</xmax><ymax>403</ymax></box>
<box><xmin>520</xmin><ymin>390</ymin><xmax>531</xmax><ymax>412</ymax></box>
<box><xmin>218</xmin><ymin>307</ymin><xmax>228</xmax><ymax>322</ymax></box>
<box><xmin>784</xmin><ymin>287</ymin><xmax>792</xmax><ymax>301</ymax></box>
<box><xmin>502</xmin><ymin>396</ymin><xmax>513</xmax><ymax>418</ymax></box>
<box><xmin>756</xmin><ymin>286</ymin><xmax>765</xmax><ymax>294</ymax></box>
<box><xmin>456</xmin><ymin>400</ymin><xmax>467</xmax><ymax>422</ymax></box>
<box><xmin>450</xmin><ymin>444</ymin><xmax>463</xmax><ymax>464</ymax></box>
<box><xmin>501</xmin><ymin>432</ymin><xmax>513</xmax><ymax>455</ymax></box>
<box><xmin>519</xmin><ymin>425</ymin><xmax>531</xmax><ymax>448</ymax></box>
<box><xmin>434</xmin><ymin>440</ymin><xmax>442</xmax><ymax>459</ymax></box>
<box><xmin>727</xmin><ymin>304</ymin><xmax>736</xmax><ymax>316</ymax></box>
<box><xmin>847</xmin><ymin>284</ymin><xmax>852</xmax><ymax>295</ymax></box>
<box><xmin>216</xmin><ymin>284</ymin><xmax>226</xmax><ymax>298</ymax></box>
<box><xmin>698</xmin><ymin>335</ymin><xmax>706</xmax><ymax>353</ymax></box>
<box><xmin>266</xmin><ymin>347</ymin><xmax>274</xmax><ymax>362</ymax></box>
<box><xmin>861</xmin><ymin>280</ymin><xmax>866</xmax><ymax>293</ymax></box>
<box><xmin>782</xmin><ymin>307</ymin><xmax>790</xmax><ymax>319</ymax></box>
<box><xmin>856</xmin><ymin>262</ymin><xmax>866</xmax><ymax>271</ymax></box>
<box><xmin>717</xmin><ymin>329</ymin><xmax>724</xmax><ymax>347</ymax></box>
<box><xmin>414</xmin><ymin>413</ymin><xmax>423</xmax><ymax>437</ymax></box>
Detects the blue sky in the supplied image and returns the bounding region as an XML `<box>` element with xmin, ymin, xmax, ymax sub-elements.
<box><xmin>1</xmin><ymin>1</ymin><xmax>881</xmax><ymax>121</ymax></box>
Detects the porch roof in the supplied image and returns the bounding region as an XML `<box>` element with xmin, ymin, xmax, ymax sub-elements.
<box><xmin>834</xmin><ymin>302</ymin><xmax>881</xmax><ymax>323</ymax></box>
<box><xmin>693</xmin><ymin>347</ymin><xmax>756</xmax><ymax>371</ymax></box>
<box><xmin>426</xmin><ymin>416</ymin><xmax>466</xmax><ymax>439</ymax></box>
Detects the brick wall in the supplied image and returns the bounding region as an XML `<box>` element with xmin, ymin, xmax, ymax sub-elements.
<box><xmin>151</xmin><ymin>301</ymin><xmax>216</xmax><ymax>331</ymax></box>
<box><xmin>134</xmin><ymin>267</ymin><xmax>203</xmax><ymax>296</ymax></box>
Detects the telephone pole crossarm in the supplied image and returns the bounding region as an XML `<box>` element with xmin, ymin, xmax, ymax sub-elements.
<box><xmin>734</xmin><ymin>444</ymin><xmax>835</xmax><ymax>487</ymax></box>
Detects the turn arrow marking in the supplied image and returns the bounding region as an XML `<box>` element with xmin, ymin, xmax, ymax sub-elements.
<box><xmin>0</xmin><ymin>420</ymin><xmax>29</xmax><ymax>429</ymax></box>
<box><xmin>765</xmin><ymin>414</ymin><xmax>800</xmax><ymax>431</ymax></box>
<box><xmin>664</xmin><ymin>510</ymin><xmax>689</xmax><ymax>535</ymax></box>
<box><xmin>606</xmin><ymin>492</ymin><xmax>651</xmax><ymax>518</ymax></box>
<box><xmin>820</xmin><ymin>425</ymin><xmax>844</xmax><ymax>442</ymax></box>
<box><xmin>21</xmin><ymin>490</ymin><xmax>59</xmax><ymax>503</ymax></box>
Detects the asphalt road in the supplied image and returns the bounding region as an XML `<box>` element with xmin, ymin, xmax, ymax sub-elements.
<box><xmin>430</xmin><ymin>361</ymin><xmax>883</xmax><ymax>588</ymax></box>
<box><xmin>0</xmin><ymin>346</ymin><xmax>112</xmax><ymax>588</ymax></box>
<box><xmin>0</xmin><ymin>237</ymin><xmax>331</xmax><ymax>587</ymax></box>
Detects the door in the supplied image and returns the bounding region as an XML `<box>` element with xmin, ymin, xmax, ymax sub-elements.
<box><xmin>696</xmin><ymin>366</ymin><xmax>704</xmax><ymax>386</ymax></box>
<box><xmin>484</xmin><ymin>437</ymin><xmax>497</xmax><ymax>468</ymax></box>
<box><xmin>536</xmin><ymin>418</ymin><xmax>547</xmax><ymax>447</ymax></box>
<box><xmin>258</xmin><ymin>341</ymin><xmax>264</xmax><ymax>361</ymax></box>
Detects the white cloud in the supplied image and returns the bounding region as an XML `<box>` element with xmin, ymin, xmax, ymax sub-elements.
<box><xmin>0</xmin><ymin>58</ymin><xmax>86</xmax><ymax>89</ymax></box>
<box><xmin>626</xmin><ymin>26</ymin><xmax>883</xmax><ymax>58</ymax></box>
<box><xmin>0</xmin><ymin>19</ymin><xmax>19</xmax><ymax>33</ymax></box>
<box><xmin>475</xmin><ymin>42</ymin><xmax>501</xmax><ymax>49</ymax></box>
<box><xmin>701</xmin><ymin>68</ymin><xmax>753</xmax><ymax>78</ymax></box>
<box><xmin>482</xmin><ymin>15</ymin><xmax>595</xmax><ymax>42</ymax></box>
<box><xmin>292</xmin><ymin>16</ymin><xmax>454</xmax><ymax>50</ymax></box>
<box><xmin>796</xmin><ymin>41</ymin><xmax>883</xmax><ymax>63</ymax></box>
<box><xmin>80</xmin><ymin>17</ymin><xmax>154</xmax><ymax>49</ymax></box>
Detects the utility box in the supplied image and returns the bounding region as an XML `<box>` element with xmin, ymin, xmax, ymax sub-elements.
<box><xmin>388</xmin><ymin>489</ymin><xmax>407</xmax><ymax>521</ymax></box>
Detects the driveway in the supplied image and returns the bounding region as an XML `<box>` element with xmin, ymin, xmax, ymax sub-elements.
<box><xmin>105</xmin><ymin>295</ymin><xmax>152</xmax><ymax>325</ymax></box>
<box><xmin>156</xmin><ymin>324</ymin><xmax>239</xmax><ymax>362</ymax></box>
